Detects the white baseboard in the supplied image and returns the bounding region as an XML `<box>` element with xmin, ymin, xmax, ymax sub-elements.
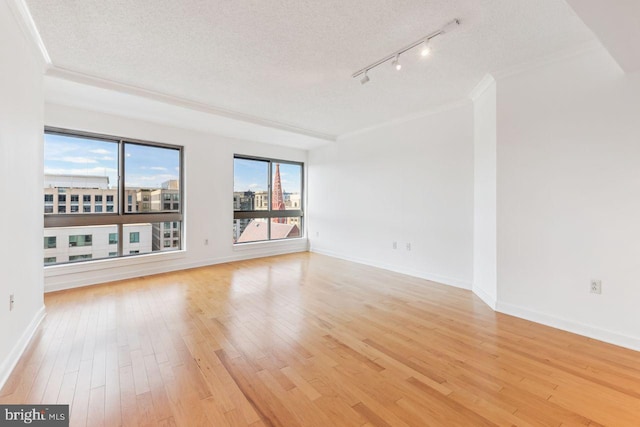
<box><xmin>45</xmin><ymin>242</ymin><xmax>308</xmax><ymax>293</ymax></box>
<box><xmin>310</xmin><ymin>247</ymin><xmax>472</xmax><ymax>290</ymax></box>
<box><xmin>0</xmin><ymin>305</ymin><xmax>46</xmax><ymax>391</ymax></box>
<box><xmin>496</xmin><ymin>301</ymin><xmax>640</xmax><ymax>352</ymax></box>
<box><xmin>472</xmin><ymin>286</ymin><xmax>497</xmax><ymax>310</ymax></box>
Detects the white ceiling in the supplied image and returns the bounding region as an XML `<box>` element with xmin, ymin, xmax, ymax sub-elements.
<box><xmin>26</xmin><ymin>0</ymin><xmax>596</xmax><ymax>138</ymax></box>
<box><xmin>565</xmin><ymin>0</ymin><xmax>640</xmax><ymax>73</ymax></box>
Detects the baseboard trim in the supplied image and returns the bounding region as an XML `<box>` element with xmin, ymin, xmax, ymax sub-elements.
<box><xmin>44</xmin><ymin>245</ymin><xmax>308</xmax><ymax>293</ymax></box>
<box><xmin>496</xmin><ymin>301</ymin><xmax>640</xmax><ymax>352</ymax></box>
<box><xmin>0</xmin><ymin>305</ymin><xmax>46</xmax><ymax>391</ymax></box>
<box><xmin>472</xmin><ymin>286</ymin><xmax>497</xmax><ymax>310</ymax></box>
<box><xmin>310</xmin><ymin>247</ymin><xmax>472</xmax><ymax>290</ymax></box>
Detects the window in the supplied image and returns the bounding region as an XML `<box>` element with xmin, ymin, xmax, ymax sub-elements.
<box><xmin>69</xmin><ymin>234</ymin><xmax>92</xmax><ymax>247</ymax></box>
<box><xmin>233</xmin><ymin>156</ymin><xmax>303</xmax><ymax>243</ymax></box>
<box><xmin>44</xmin><ymin>257</ymin><xmax>56</xmax><ymax>265</ymax></box>
<box><xmin>43</xmin><ymin>129</ymin><xmax>183</xmax><ymax>266</ymax></box>
<box><xmin>44</xmin><ymin>236</ymin><xmax>56</xmax><ymax>249</ymax></box>
<box><xmin>69</xmin><ymin>254</ymin><xmax>92</xmax><ymax>262</ymax></box>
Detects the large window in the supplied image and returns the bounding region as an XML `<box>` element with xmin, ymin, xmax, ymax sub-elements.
<box><xmin>233</xmin><ymin>156</ymin><xmax>303</xmax><ymax>243</ymax></box>
<box><xmin>44</xmin><ymin>129</ymin><xmax>183</xmax><ymax>265</ymax></box>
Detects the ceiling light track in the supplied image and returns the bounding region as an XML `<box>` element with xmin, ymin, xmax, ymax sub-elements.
<box><xmin>352</xmin><ymin>19</ymin><xmax>460</xmax><ymax>84</ymax></box>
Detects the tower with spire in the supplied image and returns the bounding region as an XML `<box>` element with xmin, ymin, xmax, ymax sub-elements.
<box><xmin>272</xmin><ymin>163</ymin><xmax>286</xmax><ymax>223</ymax></box>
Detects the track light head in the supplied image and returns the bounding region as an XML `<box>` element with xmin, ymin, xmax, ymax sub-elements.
<box><xmin>392</xmin><ymin>54</ymin><xmax>402</xmax><ymax>70</ymax></box>
<box><xmin>351</xmin><ymin>18</ymin><xmax>460</xmax><ymax>84</ymax></box>
<box><xmin>420</xmin><ymin>41</ymin><xmax>431</xmax><ymax>57</ymax></box>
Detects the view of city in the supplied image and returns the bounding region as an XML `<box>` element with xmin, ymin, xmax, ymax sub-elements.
<box><xmin>233</xmin><ymin>158</ymin><xmax>303</xmax><ymax>243</ymax></box>
<box><xmin>43</xmin><ymin>134</ymin><xmax>304</xmax><ymax>265</ymax></box>
<box><xmin>43</xmin><ymin>132</ymin><xmax>182</xmax><ymax>265</ymax></box>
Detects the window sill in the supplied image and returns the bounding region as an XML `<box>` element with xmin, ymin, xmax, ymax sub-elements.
<box><xmin>44</xmin><ymin>249</ymin><xmax>187</xmax><ymax>278</ymax></box>
<box><xmin>232</xmin><ymin>237</ymin><xmax>308</xmax><ymax>252</ymax></box>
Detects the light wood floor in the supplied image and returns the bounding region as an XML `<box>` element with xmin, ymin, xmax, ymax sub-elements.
<box><xmin>1</xmin><ymin>253</ymin><xmax>639</xmax><ymax>426</ymax></box>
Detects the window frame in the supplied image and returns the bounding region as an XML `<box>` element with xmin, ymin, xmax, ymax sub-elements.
<box><xmin>233</xmin><ymin>154</ymin><xmax>304</xmax><ymax>243</ymax></box>
<box><xmin>44</xmin><ymin>127</ymin><xmax>184</xmax><ymax>262</ymax></box>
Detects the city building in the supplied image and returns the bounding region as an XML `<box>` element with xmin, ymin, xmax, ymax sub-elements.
<box><xmin>44</xmin><ymin>174</ymin><xmax>138</xmax><ymax>214</ymax></box>
<box><xmin>44</xmin><ymin>224</ymin><xmax>152</xmax><ymax>264</ymax></box>
<box><xmin>44</xmin><ymin>175</ymin><xmax>179</xmax><ymax>262</ymax></box>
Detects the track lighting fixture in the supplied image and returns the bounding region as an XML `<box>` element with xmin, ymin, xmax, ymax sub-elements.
<box><xmin>351</xmin><ymin>19</ymin><xmax>460</xmax><ymax>84</ymax></box>
<box><xmin>392</xmin><ymin>54</ymin><xmax>402</xmax><ymax>71</ymax></box>
<box><xmin>360</xmin><ymin>71</ymin><xmax>370</xmax><ymax>85</ymax></box>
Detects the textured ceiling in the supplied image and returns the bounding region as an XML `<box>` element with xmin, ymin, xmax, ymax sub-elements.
<box><xmin>27</xmin><ymin>0</ymin><xmax>596</xmax><ymax>137</ymax></box>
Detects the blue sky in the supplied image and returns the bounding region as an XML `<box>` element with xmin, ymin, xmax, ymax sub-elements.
<box><xmin>45</xmin><ymin>134</ymin><xmax>301</xmax><ymax>192</ymax></box>
<box><xmin>44</xmin><ymin>133</ymin><xmax>179</xmax><ymax>188</ymax></box>
<box><xmin>234</xmin><ymin>158</ymin><xmax>301</xmax><ymax>194</ymax></box>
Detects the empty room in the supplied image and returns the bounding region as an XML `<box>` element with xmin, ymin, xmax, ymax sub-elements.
<box><xmin>1</xmin><ymin>0</ymin><xmax>639</xmax><ymax>426</ymax></box>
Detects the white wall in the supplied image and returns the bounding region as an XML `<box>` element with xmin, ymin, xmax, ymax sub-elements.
<box><xmin>472</xmin><ymin>77</ymin><xmax>498</xmax><ymax>308</ymax></box>
<box><xmin>0</xmin><ymin>2</ymin><xmax>46</xmax><ymax>388</ymax></box>
<box><xmin>308</xmin><ymin>103</ymin><xmax>474</xmax><ymax>289</ymax></box>
<box><xmin>44</xmin><ymin>104</ymin><xmax>308</xmax><ymax>291</ymax></box>
<box><xmin>495</xmin><ymin>46</ymin><xmax>640</xmax><ymax>349</ymax></box>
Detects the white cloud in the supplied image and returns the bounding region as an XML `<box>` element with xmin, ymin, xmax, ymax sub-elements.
<box><xmin>57</xmin><ymin>156</ymin><xmax>98</xmax><ymax>164</ymax></box>
<box><xmin>90</xmin><ymin>148</ymin><xmax>110</xmax><ymax>155</ymax></box>
<box><xmin>149</xmin><ymin>166</ymin><xmax>167</xmax><ymax>171</ymax></box>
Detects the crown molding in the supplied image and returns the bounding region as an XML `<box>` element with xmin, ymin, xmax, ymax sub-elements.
<box><xmin>6</xmin><ymin>0</ymin><xmax>52</xmax><ymax>67</ymax></box>
<box><xmin>337</xmin><ymin>98</ymin><xmax>471</xmax><ymax>140</ymax></box>
<box><xmin>45</xmin><ymin>66</ymin><xmax>337</xmax><ymax>143</ymax></box>
<box><xmin>468</xmin><ymin>74</ymin><xmax>496</xmax><ymax>102</ymax></box>
<box><xmin>491</xmin><ymin>40</ymin><xmax>604</xmax><ymax>81</ymax></box>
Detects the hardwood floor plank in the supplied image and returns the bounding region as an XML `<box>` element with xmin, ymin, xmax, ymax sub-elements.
<box><xmin>2</xmin><ymin>253</ymin><xmax>639</xmax><ymax>426</ymax></box>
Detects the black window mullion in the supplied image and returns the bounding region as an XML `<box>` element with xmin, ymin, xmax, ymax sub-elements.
<box><xmin>118</xmin><ymin>140</ymin><xmax>125</xmax><ymax>256</ymax></box>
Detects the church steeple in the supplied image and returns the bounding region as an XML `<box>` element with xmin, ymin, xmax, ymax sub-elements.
<box><xmin>272</xmin><ymin>163</ymin><xmax>286</xmax><ymax>223</ymax></box>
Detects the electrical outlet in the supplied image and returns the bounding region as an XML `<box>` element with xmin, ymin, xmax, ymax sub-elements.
<box><xmin>590</xmin><ymin>280</ymin><xmax>602</xmax><ymax>294</ymax></box>
<box><xmin>316</xmin><ymin>231</ymin><xmax>319</xmax><ymax>238</ymax></box>
<box><xmin>406</xmin><ymin>243</ymin><xmax>411</xmax><ymax>251</ymax></box>
<box><xmin>204</xmin><ymin>239</ymin><xmax>209</xmax><ymax>246</ymax></box>
<box><xmin>9</xmin><ymin>294</ymin><xmax>14</xmax><ymax>311</ymax></box>
<box><xmin>392</xmin><ymin>241</ymin><xmax>397</xmax><ymax>249</ymax></box>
